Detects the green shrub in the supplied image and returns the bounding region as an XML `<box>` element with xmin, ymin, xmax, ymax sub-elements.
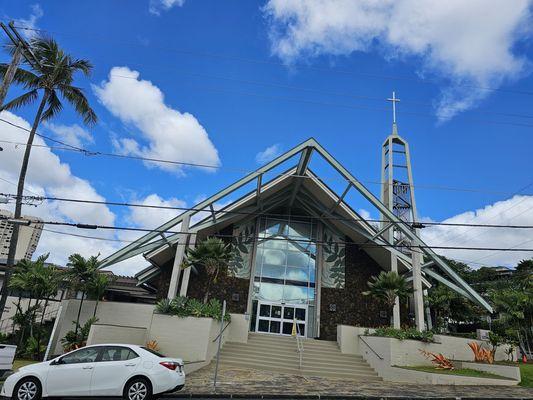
<box><xmin>154</xmin><ymin>296</ymin><xmax>230</xmax><ymax>322</ymax></box>
<box><xmin>367</xmin><ymin>327</ymin><xmax>434</xmax><ymax>342</ymax></box>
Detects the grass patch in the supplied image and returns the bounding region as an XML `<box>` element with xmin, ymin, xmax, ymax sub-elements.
<box><xmin>400</xmin><ymin>366</ymin><xmax>508</xmax><ymax>380</ymax></box>
<box><xmin>519</xmin><ymin>364</ymin><xmax>533</xmax><ymax>387</ymax></box>
<box><xmin>12</xmin><ymin>359</ymin><xmax>38</xmax><ymax>372</ymax></box>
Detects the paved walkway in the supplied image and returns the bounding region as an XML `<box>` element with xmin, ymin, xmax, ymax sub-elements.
<box><xmin>170</xmin><ymin>363</ymin><xmax>533</xmax><ymax>399</ymax></box>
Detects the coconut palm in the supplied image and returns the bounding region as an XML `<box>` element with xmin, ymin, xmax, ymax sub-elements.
<box><xmin>0</xmin><ymin>37</ymin><xmax>97</xmax><ymax>321</ymax></box>
<box><xmin>65</xmin><ymin>254</ymin><xmax>100</xmax><ymax>334</ymax></box>
<box><xmin>363</xmin><ymin>271</ymin><xmax>413</xmax><ymax>326</ymax></box>
<box><xmin>182</xmin><ymin>237</ymin><xmax>232</xmax><ymax>303</ymax></box>
<box><xmin>86</xmin><ymin>272</ymin><xmax>114</xmax><ymax>317</ymax></box>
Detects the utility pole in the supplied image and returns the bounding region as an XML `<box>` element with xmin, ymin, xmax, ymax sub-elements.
<box><xmin>0</xmin><ymin>22</ymin><xmax>42</xmax><ymax>322</ymax></box>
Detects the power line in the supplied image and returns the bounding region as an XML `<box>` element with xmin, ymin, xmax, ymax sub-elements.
<box><xmin>108</xmin><ymin>70</ymin><xmax>533</xmax><ymax>120</ymax></box>
<box><xmin>1</xmin><ymin>119</ymin><xmax>532</xmax><ymax>197</ymax></box>
<box><xmin>42</xmin><ymin>227</ymin><xmax>133</xmax><ymax>243</ymax></box>
<box><xmin>1</xmin><ymin>215</ymin><xmax>532</xmax><ymax>253</ymax></box>
<box><xmin>10</xmin><ymin>23</ymin><xmax>533</xmax><ymax>97</ymax></box>
<box><xmin>3</xmin><ymin>192</ymin><xmax>533</xmax><ymax>230</ymax></box>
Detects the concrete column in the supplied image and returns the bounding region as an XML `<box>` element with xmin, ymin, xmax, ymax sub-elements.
<box><xmin>167</xmin><ymin>215</ymin><xmax>191</xmax><ymax>299</ymax></box>
<box><xmin>179</xmin><ymin>228</ymin><xmax>197</xmax><ymax>297</ymax></box>
<box><xmin>411</xmin><ymin>244</ymin><xmax>425</xmax><ymax>331</ymax></box>
<box><xmin>390</xmin><ymin>255</ymin><xmax>401</xmax><ymax>329</ymax></box>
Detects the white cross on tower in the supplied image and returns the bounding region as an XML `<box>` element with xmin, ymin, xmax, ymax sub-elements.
<box><xmin>387</xmin><ymin>91</ymin><xmax>401</xmax><ymax>124</ymax></box>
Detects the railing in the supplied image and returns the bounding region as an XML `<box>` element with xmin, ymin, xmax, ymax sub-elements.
<box><xmin>359</xmin><ymin>336</ymin><xmax>383</xmax><ymax>360</ymax></box>
<box><xmin>294</xmin><ymin>319</ymin><xmax>304</xmax><ymax>369</ymax></box>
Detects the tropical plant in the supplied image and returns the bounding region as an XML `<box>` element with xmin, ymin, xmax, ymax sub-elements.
<box><xmin>182</xmin><ymin>238</ymin><xmax>232</xmax><ymax>303</ymax></box>
<box><xmin>86</xmin><ymin>272</ymin><xmax>114</xmax><ymax>317</ymax></box>
<box><xmin>419</xmin><ymin>349</ymin><xmax>454</xmax><ymax>370</ymax></box>
<box><xmin>145</xmin><ymin>340</ymin><xmax>160</xmax><ymax>352</ymax></box>
<box><xmin>61</xmin><ymin>317</ymin><xmax>98</xmax><ymax>352</ymax></box>
<box><xmin>65</xmin><ymin>254</ymin><xmax>100</xmax><ymax>335</ymax></box>
<box><xmin>468</xmin><ymin>341</ymin><xmax>494</xmax><ymax>364</ymax></box>
<box><xmin>363</xmin><ymin>271</ymin><xmax>413</xmax><ymax>326</ymax></box>
<box><xmin>368</xmin><ymin>327</ymin><xmax>434</xmax><ymax>343</ymax></box>
<box><xmin>154</xmin><ymin>296</ymin><xmax>230</xmax><ymax>322</ymax></box>
<box><xmin>0</xmin><ymin>37</ymin><xmax>97</xmax><ymax>319</ymax></box>
<box><xmin>24</xmin><ymin>336</ymin><xmax>46</xmax><ymax>360</ymax></box>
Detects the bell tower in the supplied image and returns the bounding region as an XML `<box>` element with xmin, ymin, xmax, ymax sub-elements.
<box><xmin>380</xmin><ymin>92</ymin><xmax>425</xmax><ymax>331</ymax></box>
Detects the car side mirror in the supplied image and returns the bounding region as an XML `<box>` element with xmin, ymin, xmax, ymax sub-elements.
<box><xmin>50</xmin><ymin>358</ymin><xmax>63</xmax><ymax>366</ymax></box>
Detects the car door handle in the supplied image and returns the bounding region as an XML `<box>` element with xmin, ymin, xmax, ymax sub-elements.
<box><xmin>82</xmin><ymin>366</ymin><xmax>93</xmax><ymax>370</ymax></box>
<box><xmin>125</xmin><ymin>363</ymin><xmax>136</xmax><ymax>367</ymax></box>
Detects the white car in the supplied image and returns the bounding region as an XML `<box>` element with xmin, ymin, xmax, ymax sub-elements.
<box><xmin>1</xmin><ymin>344</ymin><xmax>185</xmax><ymax>400</ymax></box>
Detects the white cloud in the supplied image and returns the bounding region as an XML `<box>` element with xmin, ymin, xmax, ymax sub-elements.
<box><xmin>0</xmin><ymin>111</ymin><xmax>116</xmax><ymax>267</ymax></box>
<box><xmin>93</xmin><ymin>67</ymin><xmax>220</xmax><ymax>174</ymax></box>
<box><xmin>149</xmin><ymin>0</ymin><xmax>185</xmax><ymax>15</ymax></box>
<box><xmin>14</xmin><ymin>4</ymin><xmax>43</xmax><ymax>39</ymax></box>
<box><xmin>264</xmin><ymin>0</ymin><xmax>532</xmax><ymax>120</ymax></box>
<box><xmin>126</xmin><ymin>194</ymin><xmax>186</xmax><ymax>230</ymax></box>
<box><xmin>255</xmin><ymin>144</ymin><xmax>282</xmax><ymax>164</ymax></box>
<box><xmin>422</xmin><ymin>195</ymin><xmax>533</xmax><ymax>268</ymax></box>
<box><xmin>46</xmin><ymin>123</ymin><xmax>93</xmax><ymax>148</ymax></box>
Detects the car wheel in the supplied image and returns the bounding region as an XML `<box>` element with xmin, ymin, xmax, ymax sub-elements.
<box><xmin>13</xmin><ymin>377</ymin><xmax>42</xmax><ymax>400</ymax></box>
<box><xmin>124</xmin><ymin>377</ymin><xmax>152</xmax><ymax>400</ymax></box>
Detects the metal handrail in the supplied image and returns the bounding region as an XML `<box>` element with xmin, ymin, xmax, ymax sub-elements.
<box><xmin>294</xmin><ymin>319</ymin><xmax>304</xmax><ymax>369</ymax></box>
<box><xmin>211</xmin><ymin>320</ymin><xmax>231</xmax><ymax>343</ymax></box>
<box><xmin>359</xmin><ymin>336</ymin><xmax>383</xmax><ymax>360</ymax></box>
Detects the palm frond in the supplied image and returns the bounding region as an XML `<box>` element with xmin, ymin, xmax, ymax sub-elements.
<box><xmin>59</xmin><ymin>85</ymin><xmax>97</xmax><ymax>125</ymax></box>
<box><xmin>69</xmin><ymin>59</ymin><xmax>93</xmax><ymax>77</ymax></box>
<box><xmin>41</xmin><ymin>90</ymin><xmax>63</xmax><ymax>122</ymax></box>
<box><xmin>0</xmin><ymin>89</ymin><xmax>39</xmax><ymax>111</ymax></box>
<box><xmin>0</xmin><ymin>65</ymin><xmax>40</xmax><ymax>89</ymax></box>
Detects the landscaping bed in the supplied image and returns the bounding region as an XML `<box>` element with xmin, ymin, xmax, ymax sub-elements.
<box><xmin>400</xmin><ymin>365</ymin><xmax>508</xmax><ymax>380</ymax></box>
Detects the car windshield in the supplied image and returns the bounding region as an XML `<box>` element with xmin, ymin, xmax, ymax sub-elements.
<box><xmin>141</xmin><ymin>347</ymin><xmax>166</xmax><ymax>358</ymax></box>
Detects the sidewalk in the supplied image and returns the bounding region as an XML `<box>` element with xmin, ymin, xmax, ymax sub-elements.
<box><xmin>169</xmin><ymin>363</ymin><xmax>533</xmax><ymax>399</ymax></box>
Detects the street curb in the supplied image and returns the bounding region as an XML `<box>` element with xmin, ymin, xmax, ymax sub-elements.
<box><xmin>162</xmin><ymin>394</ymin><xmax>533</xmax><ymax>400</ymax></box>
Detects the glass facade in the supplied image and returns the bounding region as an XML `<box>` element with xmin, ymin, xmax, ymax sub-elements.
<box><xmin>251</xmin><ymin>216</ymin><xmax>317</xmax><ymax>336</ymax></box>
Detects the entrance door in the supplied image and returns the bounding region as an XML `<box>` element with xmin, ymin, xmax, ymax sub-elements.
<box><xmin>255</xmin><ymin>301</ymin><xmax>307</xmax><ymax>336</ymax></box>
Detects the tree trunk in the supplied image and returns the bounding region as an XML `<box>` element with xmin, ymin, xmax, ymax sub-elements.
<box><xmin>0</xmin><ymin>92</ymin><xmax>49</xmax><ymax>322</ymax></box>
<box><xmin>75</xmin><ymin>291</ymin><xmax>85</xmax><ymax>336</ymax></box>
<box><xmin>93</xmin><ymin>298</ymin><xmax>99</xmax><ymax>318</ymax></box>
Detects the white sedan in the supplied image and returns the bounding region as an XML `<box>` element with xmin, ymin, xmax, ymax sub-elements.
<box><xmin>1</xmin><ymin>344</ymin><xmax>185</xmax><ymax>400</ymax></box>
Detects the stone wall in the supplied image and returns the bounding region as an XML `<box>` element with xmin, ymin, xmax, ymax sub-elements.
<box><xmin>319</xmin><ymin>240</ymin><xmax>389</xmax><ymax>340</ymax></box>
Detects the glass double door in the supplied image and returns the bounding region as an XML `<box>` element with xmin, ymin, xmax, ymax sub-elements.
<box><xmin>255</xmin><ymin>301</ymin><xmax>307</xmax><ymax>337</ymax></box>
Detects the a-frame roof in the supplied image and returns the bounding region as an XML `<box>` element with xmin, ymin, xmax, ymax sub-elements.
<box><xmin>100</xmin><ymin>138</ymin><xmax>493</xmax><ymax>312</ymax></box>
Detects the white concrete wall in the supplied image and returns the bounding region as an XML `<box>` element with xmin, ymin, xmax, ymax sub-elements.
<box><xmin>148</xmin><ymin>314</ymin><xmax>229</xmax><ymax>373</ymax></box>
<box><xmin>48</xmin><ymin>300</ymin><xmax>155</xmax><ymax>356</ymax></box>
<box><xmin>227</xmin><ymin>313</ymin><xmax>248</xmax><ymax>343</ymax></box>
<box><xmin>87</xmin><ymin>324</ymin><xmax>148</xmax><ymax>346</ymax></box>
<box><xmin>1</xmin><ymin>297</ymin><xmax>62</xmax><ymax>333</ymax></box>
<box><xmin>456</xmin><ymin>361</ymin><xmax>521</xmax><ymax>382</ymax></box>
<box><xmin>359</xmin><ymin>335</ymin><xmax>518</xmax><ymax>385</ymax></box>
<box><xmin>337</xmin><ymin>325</ymin><xmax>513</xmax><ymax>361</ymax></box>
<box><xmin>48</xmin><ymin>302</ymin><xmax>248</xmax><ymax>373</ymax></box>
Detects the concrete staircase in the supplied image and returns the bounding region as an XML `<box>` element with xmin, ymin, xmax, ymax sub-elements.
<box><xmin>218</xmin><ymin>333</ymin><xmax>381</xmax><ymax>381</ymax></box>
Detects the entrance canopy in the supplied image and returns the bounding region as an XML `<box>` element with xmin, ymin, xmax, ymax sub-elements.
<box><xmin>100</xmin><ymin>138</ymin><xmax>492</xmax><ymax>313</ymax></box>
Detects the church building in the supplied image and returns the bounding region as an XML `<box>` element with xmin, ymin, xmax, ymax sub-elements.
<box><xmin>100</xmin><ymin>120</ymin><xmax>491</xmax><ymax>340</ymax></box>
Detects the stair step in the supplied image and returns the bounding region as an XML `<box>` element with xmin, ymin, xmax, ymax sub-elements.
<box><xmin>218</xmin><ymin>359</ymin><xmax>381</xmax><ymax>381</ymax></box>
<box><xmin>218</xmin><ymin>355</ymin><xmax>376</xmax><ymax>374</ymax></box>
<box><xmin>225</xmin><ymin>342</ymin><xmax>356</xmax><ymax>357</ymax></box>
<box><xmin>220</xmin><ymin>348</ymin><xmax>367</xmax><ymax>367</ymax></box>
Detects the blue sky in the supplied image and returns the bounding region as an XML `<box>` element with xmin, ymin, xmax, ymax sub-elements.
<box><xmin>0</xmin><ymin>0</ymin><xmax>532</xmax><ymax>274</ymax></box>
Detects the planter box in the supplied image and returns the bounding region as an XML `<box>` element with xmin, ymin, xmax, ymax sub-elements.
<box><xmin>359</xmin><ymin>335</ymin><xmax>519</xmax><ymax>385</ymax></box>
<box><xmin>149</xmin><ymin>314</ymin><xmax>226</xmax><ymax>373</ymax></box>
<box><xmin>454</xmin><ymin>361</ymin><xmax>521</xmax><ymax>382</ymax></box>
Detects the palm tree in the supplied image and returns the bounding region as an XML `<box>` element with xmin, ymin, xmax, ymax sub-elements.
<box><xmin>0</xmin><ymin>37</ymin><xmax>97</xmax><ymax>321</ymax></box>
<box><xmin>182</xmin><ymin>238</ymin><xmax>232</xmax><ymax>303</ymax></box>
<box><xmin>65</xmin><ymin>254</ymin><xmax>100</xmax><ymax>335</ymax></box>
<box><xmin>86</xmin><ymin>272</ymin><xmax>113</xmax><ymax>317</ymax></box>
<box><xmin>363</xmin><ymin>271</ymin><xmax>413</xmax><ymax>327</ymax></box>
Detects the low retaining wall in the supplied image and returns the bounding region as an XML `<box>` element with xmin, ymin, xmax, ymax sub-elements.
<box><xmin>87</xmin><ymin>324</ymin><xmax>147</xmax><ymax>346</ymax></box>
<box><xmin>455</xmin><ymin>361</ymin><xmax>521</xmax><ymax>382</ymax></box>
<box><xmin>50</xmin><ymin>300</ymin><xmax>250</xmax><ymax>373</ymax></box>
<box><xmin>359</xmin><ymin>335</ymin><xmax>519</xmax><ymax>385</ymax></box>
